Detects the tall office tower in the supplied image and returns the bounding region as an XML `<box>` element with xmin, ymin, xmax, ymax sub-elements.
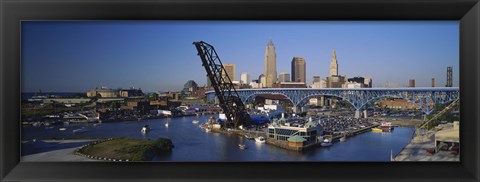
<box><xmin>264</xmin><ymin>40</ymin><xmax>277</xmax><ymax>87</ymax></box>
<box><xmin>313</xmin><ymin>76</ymin><xmax>321</xmax><ymax>83</ymax></box>
<box><xmin>278</xmin><ymin>72</ymin><xmax>291</xmax><ymax>82</ymax></box>
<box><xmin>222</xmin><ymin>64</ymin><xmax>236</xmax><ymax>82</ymax></box>
<box><xmin>409</xmin><ymin>79</ymin><xmax>415</xmax><ymax>87</ymax></box>
<box><xmin>240</xmin><ymin>72</ymin><xmax>250</xmax><ymax>85</ymax></box>
<box><xmin>446</xmin><ymin>66</ymin><xmax>453</xmax><ymax>87</ymax></box>
<box><xmin>330</xmin><ymin>49</ymin><xmax>338</xmax><ymax>77</ymax></box>
<box><xmin>432</xmin><ymin>78</ymin><xmax>435</xmax><ymax>87</ymax></box>
<box><xmin>364</xmin><ymin>77</ymin><xmax>372</xmax><ymax>88</ymax></box>
<box><xmin>291</xmin><ymin>57</ymin><xmax>306</xmax><ymax>83</ymax></box>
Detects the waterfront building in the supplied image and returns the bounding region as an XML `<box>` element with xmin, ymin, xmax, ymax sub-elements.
<box><xmin>268</xmin><ymin>117</ymin><xmax>323</xmax><ymax>147</ymax></box>
<box><xmin>264</xmin><ymin>40</ymin><xmax>277</xmax><ymax>88</ymax></box>
<box><xmin>240</xmin><ymin>72</ymin><xmax>250</xmax><ymax>85</ymax></box>
<box><xmin>446</xmin><ymin>66</ymin><xmax>453</xmax><ymax>87</ymax></box>
<box><xmin>291</xmin><ymin>57</ymin><xmax>306</xmax><ymax>83</ymax></box>
<box><xmin>330</xmin><ymin>49</ymin><xmax>338</xmax><ymax>77</ymax></box>
<box><xmin>182</xmin><ymin>80</ymin><xmax>198</xmax><ymax>98</ymax></box>
<box><xmin>278</xmin><ymin>72</ymin><xmax>291</xmax><ymax>82</ymax></box>
<box><xmin>409</xmin><ymin>79</ymin><xmax>415</xmax><ymax>87</ymax></box>
<box><xmin>87</xmin><ymin>87</ymin><xmax>144</xmax><ymax>98</ymax></box>
<box><xmin>222</xmin><ymin>64</ymin><xmax>236</xmax><ymax>82</ymax></box>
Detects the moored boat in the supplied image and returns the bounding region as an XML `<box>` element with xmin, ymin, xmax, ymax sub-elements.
<box><xmin>255</xmin><ymin>136</ymin><xmax>266</xmax><ymax>143</ymax></box>
<box><xmin>321</xmin><ymin>139</ymin><xmax>333</xmax><ymax>147</ymax></box>
<box><xmin>192</xmin><ymin>120</ymin><xmax>200</xmax><ymax>124</ymax></box>
<box><xmin>371</xmin><ymin>127</ymin><xmax>383</xmax><ymax>133</ymax></box>
<box><xmin>58</xmin><ymin>127</ymin><xmax>66</xmax><ymax>131</ymax></box>
<box><xmin>141</xmin><ymin>125</ymin><xmax>151</xmax><ymax>133</ymax></box>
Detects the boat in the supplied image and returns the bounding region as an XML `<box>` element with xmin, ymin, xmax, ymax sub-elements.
<box><xmin>244</xmin><ymin>134</ymin><xmax>254</xmax><ymax>140</ymax></box>
<box><xmin>58</xmin><ymin>128</ymin><xmax>66</xmax><ymax>131</ymax></box>
<box><xmin>321</xmin><ymin>139</ymin><xmax>333</xmax><ymax>147</ymax></box>
<box><xmin>205</xmin><ymin>128</ymin><xmax>211</xmax><ymax>132</ymax></box>
<box><xmin>371</xmin><ymin>127</ymin><xmax>383</xmax><ymax>133</ymax></box>
<box><xmin>381</xmin><ymin>122</ymin><xmax>393</xmax><ymax>132</ymax></box>
<box><xmin>141</xmin><ymin>125</ymin><xmax>151</xmax><ymax>133</ymax></box>
<box><xmin>238</xmin><ymin>144</ymin><xmax>247</xmax><ymax>150</ymax></box>
<box><xmin>339</xmin><ymin>135</ymin><xmax>347</xmax><ymax>142</ymax></box>
<box><xmin>73</xmin><ymin>127</ymin><xmax>88</xmax><ymax>133</ymax></box>
<box><xmin>165</xmin><ymin>122</ymin><xmax>169</xmax><ymax>128</ymax></box>
<box><xmin>192</xmin><ymin>120</ymin><xmax>200</xmax><ymax>124</ymax></box>
<box><xmin>255</xmin><ymin>136</ymin><xmax>266</xmax><ymax>143</ymax></box>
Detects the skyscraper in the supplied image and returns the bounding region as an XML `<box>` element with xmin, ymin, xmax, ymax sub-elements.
<box><xmin>291</xmin><ymin>57</ymin><xmax>306</xmax><ymax>83</ymax></box>
<box><xmin>240</xmin><ymin>72</ymin><xmax>250</xmax><ymax>85</ymax></box>
<box><xmin>446</xmin><ymin>66</ymin><xmax>453</xmax><ymax>87</ymax></box>
<box><xmin>409</xmin><ymin>79</ymin><xmax>415</xmax><ymax>87</ymax></box>
<box><xmin>313</xmin><ymin>76</ymin><xmax>320</xmax><ymax>83</ymax></box>
<box><xmin>222</xmin><ymin>64</ymin><xmax>236</xmax><ymax>82</ymax></box>
<box><xmin>432</xmin><ymin>78</ymin><xmax>435</xmax><ymax>87</ymax></box>
<box><xmin>264</xmin><ymin>40</ymin><xmax>277</xmax><ymax>88</ymax></box>
<box><xmin>278</xmin><ymin>72</ymin><xmax>291</xmax><ymax>82</ymax></box>
<box><xmin>330</xmin><ymin>49</ymin><xmax>338</xmax><ymax>77</ymax></box>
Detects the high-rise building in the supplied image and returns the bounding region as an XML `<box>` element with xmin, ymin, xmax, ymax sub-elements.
<box><xmin>222</xmin><ymin>64</ymin><xmax>236</xmax><ymax>82</ymax></box>
<box><xmin>364</xmin><ymin>77</ymin><xmax>372</xmax><ymax>88</ymax></box>
<box><xmin>409</xmin><ymin>79</ymin><xmax>415</xmax><ymax>87</ymax></box>
<box><xmin>259</xmin><ymin>74</ymin><xmax>266</xmax><ymax>88</ymax></box>
<box><xmin>240</xmin><ymin>72</ymin><xmax>250</xmax><ymax>85</ymax></box>
<box><xmin>278</xmin><ymin>72</ymin><xmax>291</xmax><ymax>82</ymax></box>
<box><xmin>432</xmin><ymin>78</ymin><xmax>435</xmax><ymax>87</ymax></box>
<box><xmin>330</xmin><ymin>49</ymin><xmax>338</xmax><ymax>77</ymax></box>
<box><xmin>313</xmin><ymin>76</ymin><xmax>320</xmax><ymax>83</ymax></box>
<box><xmin>446</xmin><ymin>66</ymin><xmax>453</xmax><ymax>87</ymax></box>
<box><xmin>206</xmin><ymin>76</ymin><xmax>211</xmax><ymax>87</ymax></box>
<box><xmin>264</xmin><ymin>40</ymin><xmax>277</xmax><ymax>88</ymax></box>
<box><xmin>291</xmin><ymin>57</ymin><xmax>306</xmax><ymax>83</ymax></box>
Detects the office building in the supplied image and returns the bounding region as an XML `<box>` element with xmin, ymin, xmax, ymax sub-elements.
<box><xmin>409</xmin><ymin>79</ymin><xmax>415</xmax><ymax>87</ymax></box>
<box><xmin>446</xmin><ymin>66</ymin><xmax>453</xmax><ymax>87</ymax></box>
<box><xmin>291</xmin><ymin>57</ymin><xmax>306</xmax><ymax>83</ymax></box>
<box><xmin>240</xmin><ymin>72</ymin><xmax>250</xmax><ymax>85</ymax></box>
<box><xmin>264</xmin><ymin>40</ymin><xmax>277</xmax><ymax>88</ymax></box>
<box><xmin>432</xmin><ymin>78</ymin><xmax>435</xmax><ymax>87</ymax></box>
<box><xmin>222</xmin><ymin>64</ymin><xmax>236</xmax><ymax>82</ymax></box>
<box><xmin>313</xmin><ymin>76</ymin><xmax>321</xmax><ymax>83</ymax></box>
<box><xmin>278</xmin><ymin>72</ymin><xmax>291</xmax><ymax>82</ymax></box>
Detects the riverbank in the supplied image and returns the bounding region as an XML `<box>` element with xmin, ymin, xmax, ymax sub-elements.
<box><xmin>394</xmin><ymin>130</ymin><xmax>459</xmax><ymax>161</ymax></box>
<box><xmin>22</xmin><ymin>139</ymin><xmax>99</xmax><ymax>161</ymax></box>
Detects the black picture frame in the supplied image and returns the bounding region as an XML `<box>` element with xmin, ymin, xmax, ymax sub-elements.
<box><xmin>1</xmin><ymin>0</ymin><xmax>479</xmax><ymax>181</ymax></box>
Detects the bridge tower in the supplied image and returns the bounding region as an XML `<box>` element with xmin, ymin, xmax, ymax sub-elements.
<box><xmin>193</xmin><ymin>41</ymin><xmax>252</xmax><ymax>128</ymax></box>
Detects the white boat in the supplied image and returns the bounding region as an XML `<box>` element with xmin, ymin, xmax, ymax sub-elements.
<box><xmin>73</xmin><ymin>127</ymin><xmax>89</xmax><ymax>133</ymax></box>
<box><xmin>255</xmin><ymin>136</ymin><xmax>266</xmax><ymax>143</ymax></box>
<box><xmin>238</xmin><ymin>144</ymin><xmax>247</xmax><ymax>150</ymax></box>
<box><xmin>165</xmin><ymin>122</ymin><xmax>169</xmax><ymax>128</ymax></box>
<box><xmin>141</xmin><ymin>125</ymin><xmax>151</xmax><ymax>133</ymax></box>
<box><xmin>321</xmin><ymin>139</ymin><xmax>333</xmax><ymax>147</ymax></box>
<box><xmin>205</xmin><ymin>128</ymin><xmax>211</xmax><ymax>132</ymax></box>
<box><xmin>192</xmin><ymin>120</ymin><xmax>200</xmax><ymax>124</ymax></box>
<box><xmin>59</xmin><ymin>128</ymin><xmax>66</xmax><ymax>131</ymax></box>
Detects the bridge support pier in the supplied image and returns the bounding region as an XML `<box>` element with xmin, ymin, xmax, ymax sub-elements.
<box><xmin>292</xmin><ymin>106</ymin><xmax>301</xmax><ymax>113</ymax></box>
<box><xmin>363</xmin><ymin>110</ymin><xmax>368</xmax><ymax>118</ymax></box>
<box><xmin>355</xmin><ymin>110</ymin><xmax>361</xmax><ymax>119</ymax></box>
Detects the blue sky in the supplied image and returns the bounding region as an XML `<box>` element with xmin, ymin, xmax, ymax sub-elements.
<box><xmin>21</xmin><ymin>21</ymin><xmax>459</xmax><ymax>92</ymax></box>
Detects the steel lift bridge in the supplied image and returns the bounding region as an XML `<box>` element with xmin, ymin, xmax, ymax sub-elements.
<box><xmin>206</xmin><ymin>87</ymin><xmax>459</xmax><ymax>118</ymax></box>
<box><xmin>193</xmin><ymin>41</ymin><xmax>252</xmax><ymax>128</ymax></box>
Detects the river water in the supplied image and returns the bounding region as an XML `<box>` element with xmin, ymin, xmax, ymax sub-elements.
<box><xmin>22</xmin><ymin>115</ymin><xmax>415</xmax><ymax>161</ymax></box>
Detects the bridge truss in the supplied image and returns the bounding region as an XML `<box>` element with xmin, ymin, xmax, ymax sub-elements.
<box><xmin>207</xmin><ymin>88</ymin><xmax>459</xmax><ymax>115</ymax></box>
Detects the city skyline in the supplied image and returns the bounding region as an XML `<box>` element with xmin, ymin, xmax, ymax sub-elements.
<box><xmin>22</xmin><ymin>21</ymin><xmax>459</xmax><ymax>92</ymax></box>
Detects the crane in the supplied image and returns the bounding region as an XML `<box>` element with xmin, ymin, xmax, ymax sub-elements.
<box><xmin>193</xmin><ymin>41</ymin><xmax>252</xmax><ymax>129</ymax></box>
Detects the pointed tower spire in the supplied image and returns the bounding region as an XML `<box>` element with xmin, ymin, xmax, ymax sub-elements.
<box><xmin>329</xmin><ymin>48</ymin><xmax>338</xmax><ymax>77</ymax></box>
